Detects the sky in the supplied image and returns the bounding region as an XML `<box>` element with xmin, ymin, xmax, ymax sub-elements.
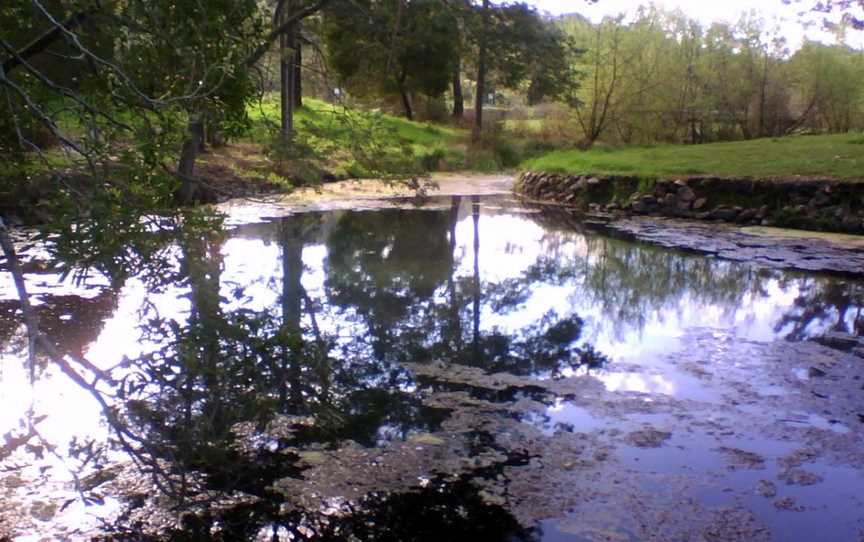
<box><xmin>525</xmin><ymin>0</ymin><xmax>864</xmax><ymax>50</ymax></box>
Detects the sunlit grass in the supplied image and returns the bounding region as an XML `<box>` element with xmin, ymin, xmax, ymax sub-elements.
<box><xmin>523</xmin><ymin>134</ymin><xmax>864</xmax><ymax>180</ymax></box>
<box><xmin>246</xmin><ymin>96</ymin><xmax>463</xmax><ymax>153</ymax></box>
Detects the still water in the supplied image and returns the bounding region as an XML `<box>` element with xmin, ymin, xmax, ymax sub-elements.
<box><xmin>1</xmin><ymin>195</ymin><xmax>863</xmax><ymax>541</ymax></box>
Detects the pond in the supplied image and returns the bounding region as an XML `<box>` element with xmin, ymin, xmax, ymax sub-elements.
<box><xmin>2</xmin><ymin>194</ymin><xmax>864</xmax><ymax>541</ymax></box>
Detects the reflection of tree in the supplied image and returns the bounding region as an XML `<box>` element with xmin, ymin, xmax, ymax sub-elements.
<box><xmin>774</xmin><ymin>278</ymin><xmax>864</xmax><ymax>340</ymax></box>
<box><xmin>6</xmin><ymin>201</ymin><xmax>864</xmax><ymax>540</ymax></box>
<box><xmin>73</xmin><ymin>211</ymin><xmax>453</xmax><ymax>536</ymax></box>
<box><xmin>323</xmin><ymin>199</ymin><xmax>608</xmax><ymax>381</ymax></box>
<box><xmin>0</xmin><ymin>289</ymin><xmax>118</xmax><ymax>361</ymax></box>
<box><xmin>530</xmin><ymin>209</ymin><xmax>864</xmax><ymax>342</ymax></box>
<box><xmin>575</xmin><ymin>236</ymin><xmax>771</xmax><ymax>339</ymax></box>
<box><xmin>307</xmin><ymin>471</ymin><xmax>541</xmax><ymax>542</ymax></box>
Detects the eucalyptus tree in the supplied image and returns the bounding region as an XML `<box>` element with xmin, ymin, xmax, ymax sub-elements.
<box><xmin>264</xmin><ymin>0</ymin><xmax>334</xmax><ymax>139</ymax></box>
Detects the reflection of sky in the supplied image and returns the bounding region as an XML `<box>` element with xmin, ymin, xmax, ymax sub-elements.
<box><xmin>2</xmin><ymin>205</ymin><xmax>860</xmax><ymax>424</ymax></box>
<box><xmin>1</xmin><ymin>201</ymin><xmax>863</xmax><ymax>536</ymax></box>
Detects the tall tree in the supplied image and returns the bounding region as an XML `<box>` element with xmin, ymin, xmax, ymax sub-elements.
<box><xmin>323</xmin><ymin>0</ymin><xmax>459</xmax><ymax>120</ymax></box>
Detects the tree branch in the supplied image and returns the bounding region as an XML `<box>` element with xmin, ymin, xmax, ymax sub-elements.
<box><xmin>1</xmin><ymin>6</ymin><xmax>100</xmax><ymax>76</ymax></box>
<box><xmin>245</xmin><ymin>0</ymin><xmax>330</xmax><ymax>67</ymax></box>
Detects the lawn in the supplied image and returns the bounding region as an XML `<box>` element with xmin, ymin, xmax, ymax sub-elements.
<box><xmin>522</xmin><ymin>134</ymin><xmax>864</xmax><ymax>180</ymax></box>
<box><xmin>246</xmin><ymin>96</ymin><xmax>464</xmax><ymax>155</ymax></box>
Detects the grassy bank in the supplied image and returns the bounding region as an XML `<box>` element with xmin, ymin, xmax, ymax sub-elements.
<box><xmin>241</xmin><ymin>96</ymin><xmax>558</xmax><ymax>178</ymax></box>
<box><xmin>244</xmin><ymin>97</ymin><xmax>475</xmax><ymax>177</ymax></box>
<box><xmin>523</xmin><ymin>134</ymin><xmax>864</xmax><ymax>180</ymax></box>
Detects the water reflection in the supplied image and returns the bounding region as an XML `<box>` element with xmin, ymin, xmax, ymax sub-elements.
<box><xmin>1</xmin><ymin>196</ymin><xmax>862</xmax><ymax>539</ymax></box>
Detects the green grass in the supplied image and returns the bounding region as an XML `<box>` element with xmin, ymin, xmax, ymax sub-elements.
<box><xmin>247</xmin><ymin>96</ymin><xmax>462</xmax><ymax>153</ymax></box>
<box><xmin>523</xmin><ymin>134</ymin><xmax>864</xmax><ymax>180</ymax></box>
<box><xmin>243</xmin><ymin>95</ymin><xmax>559</xmax><ymax>175</ymax></box>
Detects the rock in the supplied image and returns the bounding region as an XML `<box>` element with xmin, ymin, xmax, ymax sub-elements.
<box><xmin>693</xmin><ymin>198</ymin><xmax>709</xmax><ymax>211</ymax></box>
<box><xmin>640</xmin><ymin>194</ymin><xmax>658</xmax><ymax>205</ymax></box>
<box><xmin>711</xmin><ymin>206</ymin><xmax>739</xmax><ymax>222</ymax></box>
<box><xmin>676</xmin><ymin>183</ymin><xmax>696</xmax><ymax>202</ymax></box>
<box><xmin>842</xmin><ymin>214</ymin><xmax>860</xmax><ymax>231</ymax></box>
<box><xmin>626</xmin><ymin>428</ymin><xmax>671</xmax><ymax>448</ymax></box>
<box><xmin>780</xmin><ymin>469</ymin><xmax>824</xmax><ymax>487</ymax></box>
<box><xmin>574</xmin><ymin>178</ymin><xmax>588</xmax><ymax>191</ymax></box>
<box><xmin>811</xmin><ymin>332</ymin><xmax>860</xmax><ymax>352</ymax></box>
<box><xmin>738</xmin><ymin>209</ymin><xmax>758</xmax><ymax>223</ymax></box>
<box><xmin>663</xmin><ymin>193</ymin><xmax>677</xmax><ymax>207</ymax></box>
<box><xmin>655</xmin><ymin>179</ymin><xmax>674</xmax><ymax>193</ymax></box>
<box><xmin>756</xmin><ymin>480</ymin><xmax>778</xmax><ymax>498</ymax></box>
<box><xmin>808</xmin><ymin>367</ymin><xmax>827</xmax><ymax>378</ymax></box>
<box><xmin>29</xmin><ymin>501</ymin><xmax>58</xmax><ymax>522</ymax></box>
<box><xmin>586</xmin><ymin>177</ymin><xmax>601</xmax><ymax>186</ymax></box>
<box><xmin>774</xmin><ymin>497</ymin><xmax>805</xmax><ymax>512</ymax></box>
<box><xmin>720</xmin><ymin>447</ymin><xmax>766</xmax><ymax>470</ymax></box>
<box><xmin>809</xmin><ymin>192</ymin><xmax>832</xmax><ymax>208</ymax></box>
<box><xmin>632</xmin><ymin>201</ymin><xmax>647</xmax><ymax>214</ymax></box>
<box><xmin>852</xmin><ymin>347</ymin><xmax>864</xmax><ymax>359</ymax></box>
<box><xmin>408</xmin><ymin>433</ymin><xmax>446</xmax><ymax>446</ymax></box>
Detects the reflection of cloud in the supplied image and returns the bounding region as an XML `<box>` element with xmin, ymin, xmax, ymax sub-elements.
<box><xmin>560</xmin><ymin>365</ymin><xmax>678</xmax><ymax>396</ymax></box>
<box><xmin>597</xmin><ymin>371</ymin><xmax>678</xmax><ymax>396</ymax></box>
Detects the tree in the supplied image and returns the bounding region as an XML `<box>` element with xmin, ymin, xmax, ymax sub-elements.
<box><xmin>472</xmin><ymin>0</ymin><xmax>490</xmax><ymax>140</ymax></box>
<box><xmin>468</xmin><ymin>1</ymin><xmax>576</xmax><ymax>140</ymax></box>
<box><xmin>567</xmin><ymin>15</ymin><xmax>625</xmax><ymax>148</ymax></box>
<box><xmin>790</xmin><ymin>41</ymin><xmax>864</xmax><ymax>132</ymax></box>
<box><xmin>268</xmin><ymin>0</ymin><xmax>332</xmax><ymax>140</ymax></box>
<box><xmin>323</xmin><ymin>0</ymin><xmax>459</xmax><ymax>120</ymax></box>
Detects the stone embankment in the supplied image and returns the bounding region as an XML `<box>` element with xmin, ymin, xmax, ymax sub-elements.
<box><xmin>515</xmin><ymin>172</ymin><xmax>864</xmax><ymax>234</ymax></box>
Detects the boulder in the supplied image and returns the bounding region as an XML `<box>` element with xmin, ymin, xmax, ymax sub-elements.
<box><xmin>676</xmin><ymin>183</ymin><xmax>696</xmax><ymax>203</ymax></box>
<box><xmin>663</xmin><ymin>193</ymin><xmax>677</xmax><ymax>207</ymax></box>
<box><xmin>842</xmin><ymin>214</ymin><xmax>861</xmax><ymax>231</ymax></box>
<box><xmin>640</xmin><ymin>194</ymin><xmax>658</xmax><ymax>205</ymax></box>
<box><xmin>809</xmin><ymin>192</ymin><xmax>831</xmax><ymax>208</ymax></box>
<box><xmin>693</xmin><ymin>198</ymin><xmax>709</xmax><ymax>211</ymax></box>
<box><xmin>711</xmin><ymin>206</ymin><xmax>739</xmax><ymax>222</ymax></box>
<box><xmin>737</xmin><ymin>209</ymin><xmax>758</xmax><ymax>223</ymax></box>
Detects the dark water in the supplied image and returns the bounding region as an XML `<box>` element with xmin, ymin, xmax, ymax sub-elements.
<box><xmin>1</xmin><ymin>195</ymin><xmax>863</xmax><ymax>540</ymax></box>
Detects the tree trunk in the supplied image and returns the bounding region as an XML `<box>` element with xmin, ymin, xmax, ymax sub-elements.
<box><xmin>471</xmin><ymin>196</ymin><xmax>481</xmax><ymax>364</ymax></box>
<box><xmin>452</xmin><ymin>60</ymin><xmax>464</xmax><ymax>119</ymax></box>
<box><xmin>176</xmin><ymin>114</ymin><xmax>204</xmax><ymax>203</ymax></box>
<box><xmin>280</xmin><ymin>220</ymin><xmax>304</xmax><ymax>410</ymax></box>
<box><xmin>472</xmin><ymin>0</ymin><xmax>490</xmax><ymax>142</ymax></box>
<box><xmin>293</xmin><ymin>42</ymin><xmax>303</xmax><ymax>109</ymax></box>
<box><xmin>279</xmin><ymin>5</ymin><xmax>297</xmax><ymax>140</ymax></box>
<box><xmin>399</xmin><ymin>82</ymin><xmax>414</xmax><ymax>120</ymax></box>
<box><xmin>759</xmin><ymin>48</ymin><xmax>771</xmax><ymax>137</ymax></box>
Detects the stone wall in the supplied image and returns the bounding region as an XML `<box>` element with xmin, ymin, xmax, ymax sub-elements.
<box><xmin>515</xmin><ymin>172</ymin><xmax>864</xmax><ymax>234</ymax></box>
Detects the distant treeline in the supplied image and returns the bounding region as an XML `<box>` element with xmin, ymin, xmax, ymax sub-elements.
<box><xmin>555</xmin><ymin>7</ymin><xmax>864</xmax><ymax>146</ymax></box>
